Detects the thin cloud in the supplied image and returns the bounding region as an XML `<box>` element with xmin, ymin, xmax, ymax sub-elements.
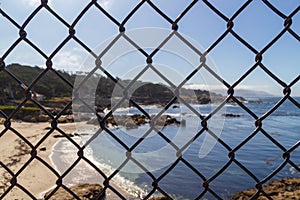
<box><xmin>183</xmin><ymin>84</ymin><xmax>226</xmax><ymax>91</ymax></box>
<box><xmin>22</xmin><ymin>0</ymin><xmax>53</xmax><ymax>7</ymax></box>
<box><xmin>99</xmin><ymin>0</ymin><xmax>115</xmax><ymax>10</ymax></box>
<box><xmin>52</xmin><ymin>48</ymin><xmax>85</xmax><ymax>72</ymax></box>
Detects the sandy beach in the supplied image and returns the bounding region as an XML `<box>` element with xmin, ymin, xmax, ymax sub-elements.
<box><xmin>0</xmin><ymin>121</ymin><xmax>77</xmax><ymax>199</ymax></box>
<box><xmin>0</xmin><ymin>121</ymin><xmax>145</xmax><ymax>200</ymax></box>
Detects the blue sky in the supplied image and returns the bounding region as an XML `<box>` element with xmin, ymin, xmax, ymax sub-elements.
<box><xmin>0</xmin><ymin>0</ymin><xmax>299</xmax><ymax>96</ymax></box>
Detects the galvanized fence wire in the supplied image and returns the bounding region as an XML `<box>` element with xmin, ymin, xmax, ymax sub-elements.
<box><xmin>0</xmin><ymin>0</ymin><xmax>299</xmax><ymax>199</ymax></box>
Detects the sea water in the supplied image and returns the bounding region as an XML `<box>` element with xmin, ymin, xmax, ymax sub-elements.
<box><xmin>55</xmin><ymin>97</ymin><xmax>300</xmax><ymax>199</ymax></box>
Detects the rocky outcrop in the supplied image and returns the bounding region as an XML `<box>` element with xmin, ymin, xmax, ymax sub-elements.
<box><xmin>44</xmin><ymin>183</ymin><xmax>104</xmax><ymax>200</ymax></box>
<box><xmin>87</xmin><ymin>114</ymin><xmax>182</xmax><ymax>129</ymax></box>
<box><xmin>232</xmin><ymin>178</ymin><xmax>300</xmax><ymax>200</ymax></box>
<box><xmin>21</xmin><ymin>114</ymin><xmax>74</xmax><ymax>123</ymax></box>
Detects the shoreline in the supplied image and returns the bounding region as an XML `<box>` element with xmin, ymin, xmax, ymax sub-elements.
<box><xmin>50</xmin><ymin>124</ymin><xmax>147</xmax><ymax>199</ymax></box>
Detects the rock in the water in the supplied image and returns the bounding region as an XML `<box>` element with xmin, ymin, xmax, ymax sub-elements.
<box><xmin>222</xmin><ymin>113</ymin><xmax>241</xmax><ymax>117</ymax></box>
<box><xmin>87</xmin><ymin>114</ymin><xmax>181</xmax><ymax>129</ymax></box>
<box><xmin>44</xmin><ymin>183</ymin><xmax>104</xmax><ymax>200</ymax></box>
<box><xmin>232</xmin><ymin>178</ymin><xmax>300</xmax><ymax>200</ymax></box>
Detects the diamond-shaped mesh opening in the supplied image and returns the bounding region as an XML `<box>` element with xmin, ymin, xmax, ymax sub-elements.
<box><xmin>3</xmin><ymin>42</ymin><xmax>45</xmax><ymax>68</ymax></box>
<box><xmin>50</xmin><ymin>41</ymin><xmax>90</xmax><ymax>72</ymax></box>
<box><xmin>24</xmin><ymin>9</ymin><xmax>70</xmax><ymax>55</ymax></box>
<box><xmin>0</xmin><ymin>22</ymin><xmax>18</xmax><ymax>56</ymax></box>
<box><xmin>17</xmin><ymin>158</ymin><xmax>57</xmax><ymax>198</ymax></box>
<box><xmin>74</xmin><ymin>5</ymin><xmax>119</xmax><ymax>49</ymax></box>
<box><xmin>211</xmin><ymin>108</ymin><xmax>254</xmax><ymax>148</ymax></box>
<box><xmin>209</xmin><ymin>163</ymin><xmax>258</xmax><ymax>198</ymax></box>
<box><xmin>0</xmin><ymin>0</ymin><xmax>37</xmax><ymax>25</ymax></box>
<box><xmin>156</xmin><ymin>161</ymin><xmax>205</xmax><ymax>199</ymax></box>
<box><xmin>234</xmin><ymin>131</ymin><xmax>286</xmax><ymax>180</ymax></box>
<box><xmin>262</xmin><ymin>100</ymin><xmax>300</xmax><ymax>148</ymax></box>
<box><xmin>0</xmin><ymin>129</ymin><xmax>31</xmax><ymax>172</ymax></box>
<box><xmin>50</xmin><ymin>136</ymin><xmax>79</xmax><ymax>175</ymax></box>
<box><xmin>48</xmin><ymin>1</ymin><xmax>89</xmax><ymax>24</ymax></box>
<box><xmin>233</xmin><ymin>1</ymin><xmax>284</xmax><ymax>50</ymax></box>
<box><xmin>180</xmin><ymin>1</ymin><xmax>226</xmax><ymax>49</ymax></box>
<box><xmin>262</xmin><ymin>33</ymin><xmax>300</xmax><ymax>83</ymax></box>
<box><xmin>231</xmin><ymin>67</ymin><xmax>285</xmax><ymax>110</ymax></box>
<box><xmin>181</xmin><ymin>132</ymin><xmax>229</xmax><ymax>178</ymax></box>
<box><xmin>3</xmin><ymin>186</ymin><xmax>33</xmax><ymax>200</ymax></box>
<box><xmin>209</xmin><ymin>34</ymin><xmax>256</xmax><ymax>82</ymax></box>
<box><xmin>62</xmin><ymin>159</ymin><xmax>105</xmax><ymax>186</ymax></box>
<box><xmin>125</xmin><ymin>3</ymin><xmax>172</xmax><ymax>30</ymax></box>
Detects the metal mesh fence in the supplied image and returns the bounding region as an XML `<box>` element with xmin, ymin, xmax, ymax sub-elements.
<box><xmin>0</xmin><ymin>0</ymin><xmax>299</xmax><ymax>199</ymax></box>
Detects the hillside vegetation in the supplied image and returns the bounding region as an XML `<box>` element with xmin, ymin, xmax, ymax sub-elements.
<box><xmin>0</xmin><ymin>64</ymin><xmax>225</xmax><ymax>107</ymax></box>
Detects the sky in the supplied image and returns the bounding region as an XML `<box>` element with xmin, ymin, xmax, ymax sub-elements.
<box><xmin>0</xmin><ymin>0</ymin><xmax>299</xmax><ymax>96</ymax></box>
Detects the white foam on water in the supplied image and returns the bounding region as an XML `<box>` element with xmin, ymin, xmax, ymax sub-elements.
<box><xmin>83</xmin><ymin>142</ymin><xmax>148</xmax><ymax>198</ymax></box>
<box><xmin>51</xmin><ymin>135</ymin><xmax>147</xmax><ymax>199</ymax></box>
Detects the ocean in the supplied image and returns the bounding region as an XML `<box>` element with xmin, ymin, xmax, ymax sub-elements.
<box><xmin>53</xmin><ymin>97</ymin><xmax>300</xmax><ymax>199</ymax></box>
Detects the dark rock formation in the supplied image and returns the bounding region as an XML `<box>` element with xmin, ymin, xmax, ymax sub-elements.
<box><xmin>39</xmin><ymin>147</ymin><xmax>46</xmax><ymax>151</ymax></box>
<box><xmin>53</xmin><ymin>133</ymin><xmax>76</xmax><ymax>138</ymax></box>
<box><xmin>221</xmin><ymin>113</ymin><xmax>241</xmax><ymax>117</ymax></box>
<box><xmin>232</xmin><ymin>178</ymin><xmax>300</xmax><ymax>200</ymax></box>
<box><xmin>44</xmin><ymin>183</ymin><xmax>104</xmax><ymax>200</ymax></box>
<box><xmin>87</xmin><ymin>114</ymin><xmax>181</xmax><ymax>129</ymax></box>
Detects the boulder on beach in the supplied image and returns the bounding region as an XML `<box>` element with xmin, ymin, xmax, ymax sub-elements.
<box><xmin>44</xmin><ymin>183</ymin><xmax>104</xmax><ymax>200</ymax></box>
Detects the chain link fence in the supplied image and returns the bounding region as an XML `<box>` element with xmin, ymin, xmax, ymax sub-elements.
<box><xmin>0</xmin><ymin>0</ymin><xmax>299</xmax><ymax>199</ymax></box>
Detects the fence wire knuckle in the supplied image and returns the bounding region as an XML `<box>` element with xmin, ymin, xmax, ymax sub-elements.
<box><xmin>0</xmin><ymin>0</ymin><xmax>299</xmax><ymax>199</ymax></box>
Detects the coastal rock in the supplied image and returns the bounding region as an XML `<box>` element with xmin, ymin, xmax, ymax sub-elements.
<box><xmin>87</xmin><ymin>114</ymin><xmax>181</xmax><ymax>129</ymax></box>
<box><xmin>228</xmin><ymin>96</ymin><xmax>247</xmax><ymax>103</ymax></box>
<box><xmin>153</xmin><ymin>115</ymin><xmax>181</xmax><ymax>127</ymax></box>
<box><xmin>44</xmin><ymin>183</ymin><xmax>104</xmax><ymax>200</ymax></box>
<box><xmin>37</xmin><ymin>114</ymin><xmax>51</xmax><ymax>122</ymax></box>
<box><xmin>232</xmin><ymin>178</ymin><xmax>300</xmax><ymax>200</ymax></box>
<box><xmin>57</xmin><ymin>115</ymin><xmax>74</xmax><ymax>123</ymax></box>
<box><xmin>222</xmin><ymin>113</ymin><xmax>241</xmax><ymax>117</ymax></box>
<box><xmin>22</xmin><ymin>115</ymin><xmax>38</xmax><ymax>122</ymax></box>
<box><xmin>20</xmin><ymin>114</ymin><xmax>50</xmax><ymax>122</ymax></box>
